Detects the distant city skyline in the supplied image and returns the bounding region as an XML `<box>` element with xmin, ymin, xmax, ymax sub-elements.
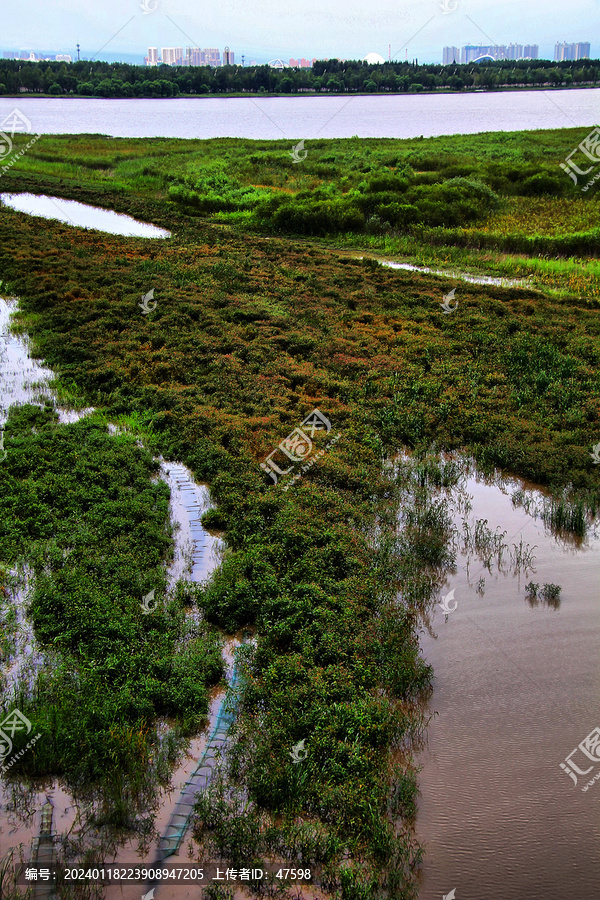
<box><xmin>443</xmin><ymin>43</ymin><xmax>540</xmax><ymax>65</ymax></box>
<box><xmin>2</xmin><ymin>37</ymin><xmax>598</xmax><ymax>69</ymax></box>
<box><xmin>2</xmin><ymin>0</ymin><xmax>600</xmax><ymax>68</ymax></box>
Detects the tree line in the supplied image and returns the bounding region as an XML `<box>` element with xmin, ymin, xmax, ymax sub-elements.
<box><xmin>0</xmin><ymin>57</ymin><xmax>598</xmax><ymax>97</ymax></box>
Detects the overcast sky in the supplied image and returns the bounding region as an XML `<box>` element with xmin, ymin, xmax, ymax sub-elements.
<box><xmin>2</xmin><ymin>0</ymin><xmax>600</xmax><ymax>64</ymax></box>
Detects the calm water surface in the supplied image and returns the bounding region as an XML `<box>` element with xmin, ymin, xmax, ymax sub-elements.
<box><xmin>0</xmin><ymin>193</ymin><xmax>170</xmax><ymax>237</ymax></box>
<box><xmin>416</xmin><ymin>466</ymin><xmax>600</xmax><ymax>900</ymax></box>
<box><xmin>2</xmin><ymin>89</ymin><xmax>598</xmax><ymax>139</ymax></box>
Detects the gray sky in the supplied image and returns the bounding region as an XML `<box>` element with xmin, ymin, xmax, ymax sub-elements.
<box><xmin>3</xmin><ymin>0</ymin><xmax>600</xmax><ymax>64</ymax></box>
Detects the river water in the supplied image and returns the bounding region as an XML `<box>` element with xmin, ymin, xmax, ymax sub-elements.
<box><xmin>2</xmin><ymin>88</ymin><xmax>598</xmax><ymax>139</ymax></box>
<box><xmin>415</xmin><ymin>462</ymin><xmax>600</xmax><ymax>900</ymax></box>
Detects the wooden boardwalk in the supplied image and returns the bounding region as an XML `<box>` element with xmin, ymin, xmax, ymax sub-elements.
<box><xmin>155</xmin><ymin>649</ymin><xmax>242</xmax><ymax>862</ymax></box>
<box><xmin>31</xmin><ymin>798</ymin><xmax>56</xmax><ymax>900</ymax></box>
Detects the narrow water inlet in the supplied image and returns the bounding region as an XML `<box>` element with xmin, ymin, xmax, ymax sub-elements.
<box><xmin>0</xmin><ymin>193</ymin><xmax>171</xmax><ymax>238</ymax></box>
<box><xmin>356</xmin><ymin>254</ymin><xmax>532</xmax><ymax>288</ymax></box>
<box><xmin>0</xmin><ymin>295</ymin><xmax>94</xmax><ymax>425</ymax></box>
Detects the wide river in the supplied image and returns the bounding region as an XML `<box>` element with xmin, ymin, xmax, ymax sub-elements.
<box><xmin>2</xmin><ymin>88</ymin><xmax>599</xmax><ymax>139</ymax></box>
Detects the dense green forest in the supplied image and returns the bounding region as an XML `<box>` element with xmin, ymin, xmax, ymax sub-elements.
<box><xmin>0</xmin><ymin>57</ymin><xmax>599</xmax><ymax>97</ymax></box>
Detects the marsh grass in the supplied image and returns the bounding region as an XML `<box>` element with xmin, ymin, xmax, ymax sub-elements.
<box><xmin>1</xmin><ymin>129</ymin><xmax>599</xmax><ymax>897</ymax></box>
<box><xmin>0</xmin><ymin>850</ymin><xmax>28</xmax><ymax>900</ymax></box>
<box><xmin>512</xmin><ymin>487</ymin><xmax>594</xmax><ymax>541</ymax></box>
<box><xmin>525</xmin><ymin>581</ymin><xmax>562</xmax><ymax>609</ymax></box>
<box><xmin>0</xmin><ymin>405</ymin><xmax>224</xmax><ymax>837</ymax></box>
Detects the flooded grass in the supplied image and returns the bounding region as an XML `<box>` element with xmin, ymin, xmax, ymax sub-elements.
<box><xmin>0</xmin><ymin>131</ymin><xmax>599</xmax><ymax>897</ymax></box>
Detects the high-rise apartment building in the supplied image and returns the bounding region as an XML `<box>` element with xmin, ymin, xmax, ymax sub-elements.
<box><xmin>444</xmin><ymin>43</ymin><xmax>539</xmax><ymax>64</ymax></box>
<box><xmin>554</xmin><ymin>41</ymin><xmax>591</xmax><ymax>61</ymax></box>
<box><xmin>186</xmin><ymin>47</ymin><xmax>205</xmax><ymax>66</ymax></box>
<box><xmin>146</xmin><ymin>47</ymin><xmax>158</xmax><ymax>66</ymax></box>
<box><xmin>161</xmin><ymin>47</ymin><xmax>183</xmax><ymax>66</ymax></box>
<box><xmin>203</xmin><ymin>48</ymin><xmax>221</xmax><ymax>66</ymax></box>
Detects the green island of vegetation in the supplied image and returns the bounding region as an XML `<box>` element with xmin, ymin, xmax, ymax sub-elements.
<box><xmin>0</xmin><ymin>125</ymin><xmax>598</xmax><ymax>898</ymax></box>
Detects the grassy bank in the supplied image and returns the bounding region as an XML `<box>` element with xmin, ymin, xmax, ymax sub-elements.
<box><xmin>0</xmin><ymin>129</ymin><xmax>598</xmax><ymax>896</ymax></box>
<box><xmin>4</xmin><ymin>126</ymin><xmax>600</xmax><ymax>299</ymax></box>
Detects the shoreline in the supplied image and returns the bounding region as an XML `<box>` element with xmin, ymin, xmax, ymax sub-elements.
<box><xmin>2</xmin><ymin>83</ymin><xmax>599</xmax><ymax>99</ymax></box>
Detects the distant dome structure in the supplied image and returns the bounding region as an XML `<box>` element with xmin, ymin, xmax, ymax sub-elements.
<box><xmin>364</xmin><ymin>52</ymin><xmax>385</xmax><ymax>65</ymax></box>
<box><xmin>471</xmin><ymin>55</ymin><xmax>495</xmax><ymax>63</ymax></box>
<box><xmin>268</xmin><ymin>58</ymin><xmax>290</xmax><ymax>69</ymax></box>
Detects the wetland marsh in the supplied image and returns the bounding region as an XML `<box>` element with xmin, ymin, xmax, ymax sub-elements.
<box><xmin>0</xmin><ymin>125</ymin><xmax>598</xmax><ymax>899</ymax></box>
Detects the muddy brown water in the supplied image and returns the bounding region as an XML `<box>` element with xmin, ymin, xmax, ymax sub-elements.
<box><xmin>415</xmin><ymin>465</ymin><xmax>600</xmax><ymax>900</ymax></box>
